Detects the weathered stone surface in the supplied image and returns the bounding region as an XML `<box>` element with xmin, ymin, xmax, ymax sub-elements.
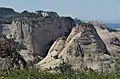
<box><xmin>91</xmin><ymin>21</ymin><xmax>120</xmax><ymax>57</ymax></box>
<box><xmin>36</xmin><ymin>23</ymin><xmax>115</xmax><ymax>73</ymax></box>
<box><xmin>0</xmin><ymin>35</ymin><xmax>27</xmax><ymax>74</ymax></box>
<box><xmin>35</xmin><ymin>10</ymin><xmax>59</xmax><ymax>18</ymax></box>
<box><xmin>36</xmin><ymin>37</ymin><xmax>66</xmax><ymax>71</ymax></box>
<box><xmin>1</xmin><ymin>16</ymin><xmax>75</xmax><ymax>58</ymax></box>
<box><xmin>0</xmin><ymin>8</ymin><xmax>75</xmax><ymax>69</ymax></box>
<box><xmin>0</xmin><ymin>7</ymin><xmax>75</xmax><ymax>59</ymax></box>
<box><xmin>0</xmin><ymin>7</ymin><xmax>118</xmax><ymax>73</ymax></box>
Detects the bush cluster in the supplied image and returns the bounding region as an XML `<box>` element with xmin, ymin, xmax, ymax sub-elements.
<box><xmin>1</xmin><ymin>57</ymin><xmax>120</xmax><ymax>79</ymax></box>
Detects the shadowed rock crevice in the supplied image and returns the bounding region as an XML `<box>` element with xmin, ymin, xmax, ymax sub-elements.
<box><xmin>91</xmin><ymin>21</ymin><xmax>120</xmax><ymax>57</ymax></box>
<box><xmin>36</xmin><ymin>22</ymin><xmax>115</xmax><ymax>73</ymax></box>
<box><xmin>0</xmin><ymin>7</ymin><xmax>119</xmax><ymax>74</ymax></box>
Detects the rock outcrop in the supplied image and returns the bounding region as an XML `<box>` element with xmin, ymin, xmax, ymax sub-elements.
<box><xmin>0</xmin><ymin>7</ymin><xmax>118</xmax><ymax>74</ymax></box>
<box><xmin>0</xmin><ymin>7</ymin><xmax>75</xmax><ymax>58</ymax></box>
<box><xmin>6</xmin><ymin>17</ymin><xmax>75</xmax><ymax>57</ymax></box>
<box><xmin>36</xmin><ymin>22</ymin><xmax>115</xmax><ymax>73</ymax></box>
<box><xmin>91</xmin><ymin>21</ymin><xmax>120</xmax><ymax>57</ymax></box>
<box><xmin>0</xmin><ymin>34</ymin><xmax>27</xmax><ymax>74</ymax></box>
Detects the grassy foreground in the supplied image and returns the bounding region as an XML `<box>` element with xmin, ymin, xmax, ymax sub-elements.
<box><xmin>0</xmin><ymin>57</ymin><xmax>120</xmax><ymax>79</ymax></box>
<box><xmin>0</xmin><ymin>69</ymin><xmax>116</xmax><ymax>79</ymax></box>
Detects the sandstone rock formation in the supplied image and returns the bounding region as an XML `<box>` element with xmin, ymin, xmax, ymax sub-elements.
<box><xmin>91</xmin><ymin>21</ymin><xmax>120</xmax><ymax>57</ymax></box>
<box><xmin>0</xmin><ymin>8</ymin><xmax>75</xmax><ymax>58</ymax></box>
<box><xmin>0</xmin><ymin>7</ymin><xmax>119</xmax><ymax>74</ymax></box>
<box><xmin>0</xmin><ymin>34</ymin><xmax>27</xmax><ymax>74</ymax></box>
<box><xmin>36</xmin><ymin>22</ymin><xmax>115</xmax><ymax>73</ymax></box>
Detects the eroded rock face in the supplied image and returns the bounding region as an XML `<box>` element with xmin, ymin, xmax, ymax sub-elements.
<box><xmin>110</xmin><ymin>37</ymin><xmax>120</xmax><ymax>47</ymax></box>
<box><xmin>0</xmin><ymin>8</ymin><xmax>76</xmax><ymax>70</ymax></box>
<box><xmin>0</xmin><ymin>7</ymin><xmax>75</xmax><ymax>58</ymax></box>
<box><xmin>36</xmin><ymin>23</ymin><xmax>115</xmax><ymax>73</ymax></box>
<box><xmin>0</xmin><ymin>35</ymin><xmax>27</xmax><ymax>74</ymax></box>
<box><xmin>91</xmin><ymin>21</ymin><xmax>120</xmax><ymax>57</ymax></box>
<box><xmin>1</xmin><ymin>17</ymin><xmax>75</xmax><ymax>58</ymax></box>
<box><xmin>0</xmin><ymin>8</ymin><xmax>117</xmax><ymax>73</ymax></box>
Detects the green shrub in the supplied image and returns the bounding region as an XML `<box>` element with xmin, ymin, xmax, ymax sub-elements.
<box><xmin>1</xmin><ymin>57</ymin><xmax>120</xmax><ymax>79</ymax></box>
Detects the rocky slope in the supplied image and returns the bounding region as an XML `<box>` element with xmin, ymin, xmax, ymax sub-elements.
<box><xmin>91</xmin><ymin>21</ymin><xmax>120</xmax><ymax>57</ymax></box>
<box><xmin>0</xmin><ymin>34</ymin><xmax>27</xmax><ymax>74</ymax></box>
<box><xmin>36</xmin><ymin>22</ymin><xmax>115</xmax><ymax>73</ymax></box>
<box><xmin>0</xmin><ymin>7</ymin><xmax>119</xmax><ymax>74</ymax></box>
<box><xmin>0</xmin><ymin>7</ymin><xmax>75</xmax><ymax>59</ymax></box>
